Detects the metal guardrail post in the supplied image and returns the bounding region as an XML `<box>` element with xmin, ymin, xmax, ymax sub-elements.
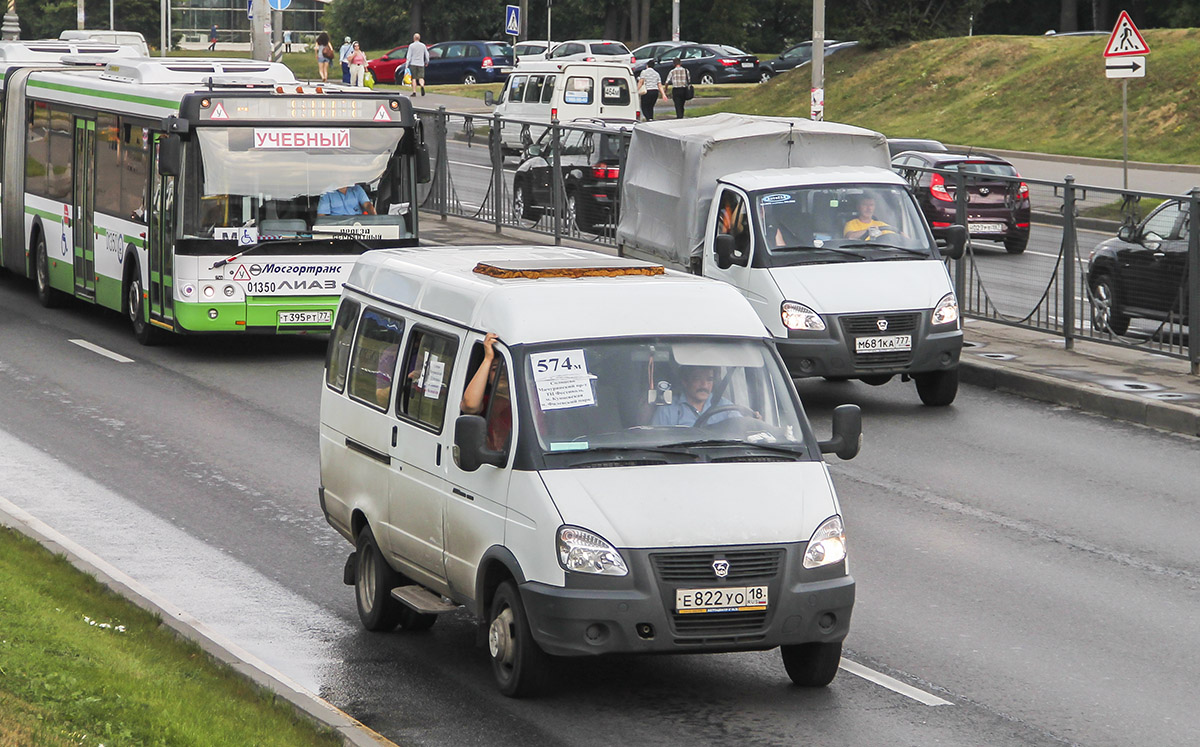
<box><xmin>550</xmin><ymin>118</ymin><xmax>563</xmax><ymax>245</ymax></box>
<box><xmin>437</xmin><ymin>106</ymin><xmax>449</xmax><ymax>220</ymax></box>
<box><xmin>615</xmin><ymin>129</ymin><xmax>631</xmax><ymax>255</ymax></box>
<box><xmin>491</xmin><ymin>112</ymin><xmax>504</xmax><ymax>233</ymax></box>
<box><xmin>954</xmin><ymin>165</ymin><xmax>968</xmax><ymax>304</ymax></box>
<box><xmin>1189</xmin><ymin>186</ymin><xmax>1200</xmax><ymax>375</ymax></box>
<box><xmin>1061</xmin><ymin>175</ymin><xmax>1077</xmax><ymax>350</ymax></box>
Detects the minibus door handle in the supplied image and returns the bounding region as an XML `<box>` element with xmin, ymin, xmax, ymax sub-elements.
<box><xmin>436</xmin><ymin>443</ymin><xmax>442</xmax><ymax>466</ymax></box>
<box><xmin>392</xmin><ymin>426</ymin><xmax>397</xmax><ymax>447</ymax></box>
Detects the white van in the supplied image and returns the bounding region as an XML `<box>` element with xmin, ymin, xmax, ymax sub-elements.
<box><xmin>59</xmin><ymin>30</ymin><xmax>150</xmax><ymax>56</ymax></box>
<box><xmin>319</xmin><ymin>245</ymin><xmax>862</xmax><ymax>697</ymax></box>
<box><xmin>491</xmin><ymin>60</ymin><xmax>639</xmax><ymax>153</ymax></box>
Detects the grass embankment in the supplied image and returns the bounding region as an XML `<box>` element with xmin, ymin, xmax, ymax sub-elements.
<box><xmin>0</xmin><ymin>527</ymin><xmax>341</xmax><ymax>746</ymax></box>
<box><xmin>698</xmin><ymin>29</ymin><xmax>1200</xmax><ymax>164</ymax></box>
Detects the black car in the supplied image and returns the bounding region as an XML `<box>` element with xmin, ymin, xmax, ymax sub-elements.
<box><xmin>1086</xmin><ymin>199</ymin><xmax>1192</xmax><ymax>335</ymax></box>
<box><xmin>892</xmin><ymin>150</ymin><xmax>1031</xmax><ymax>254</ymax></box>
<box><xmin>886</xmin><ymin>137</ymin><xmax>948</xmax><ymax>158</ymax></box>
<box><xmin>758</xmin><ymin>40</ymin><xmax>857</xmax><ymax>82</ymax></box>
<box><xmin>511</xmin><ymin>121</ymin><xmax>630</xmax><ymax>233</ymax></box>
<box><xmin>651</xmin><ymin>43</ymin><xmax>760</xmax><ymax>85</ymax></box>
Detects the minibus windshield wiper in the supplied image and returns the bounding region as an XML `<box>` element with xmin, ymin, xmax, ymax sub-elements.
<box><xmin>670</xmin><ymin>439</ymin><xmax>808</xmax><ymax>458</ymax></box>
<box><xmin>549</xmin><ymin>445</ymin><xmax>701</xmax><ymax>463</ymax></box>
<box><xmin>209</xmin><ymin>235</ymin><xmax>372</xmax><ymax>269</ymax></box>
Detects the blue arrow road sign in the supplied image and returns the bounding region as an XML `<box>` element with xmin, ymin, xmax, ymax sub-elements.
<box><xmin>505</xmin><ymin>4</ymin><xmax>520</xmax><ymax>36</ymax></box>
<box><xmin>269</xmin><ymin>0</ymin><xmax>292</xmax><ymax>9</ymax></box>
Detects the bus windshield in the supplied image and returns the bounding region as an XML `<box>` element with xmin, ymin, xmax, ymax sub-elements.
<box><xmin>183</xmin><ymin>127</ymin><xmax>409</xmax><ymax>246</ymax></box>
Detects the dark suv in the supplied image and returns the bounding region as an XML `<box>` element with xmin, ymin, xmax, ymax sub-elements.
<box><xmin>892</xmin><ymin>151</ymin><xmax>1031</xmax><ymax>254</ymax></box>
<box><xmin>511</xmin><ymin>121</ymin><xmax>629</xmax><ymax>234</ymax></box>
<box><xmin>1086</xmin><ymin>199</ymin><xmax>1192</xmax><ymax>335</ymax></box>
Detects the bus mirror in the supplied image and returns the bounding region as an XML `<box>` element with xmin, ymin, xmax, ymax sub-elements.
<box><xmin>158</xmin><ymin>135</ymin><xmax>182</xmax><ymax>177</ymax></box>
<box><xmin>416</xmin><ymin>141</ymin><xmax>432</xmax><ymax>184</ymax></box>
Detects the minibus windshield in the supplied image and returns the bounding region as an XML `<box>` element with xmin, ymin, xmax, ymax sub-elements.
<box><xmin>753</xmin><ymin>184</ymin><xmax>935</xmax><ymax>265</ymax></box>
<box><xmin>520</xmin><ymin>337</ymin><xmax>813</xmax><ymax>462</ymax></box>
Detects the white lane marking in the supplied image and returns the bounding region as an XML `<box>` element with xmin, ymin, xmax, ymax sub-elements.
<box><xmin>69</xmin><ymin>339</ymin><xmax>134</xmax><ymax>364</ymax></box>
<box><xmin>840</xmin><ymin>657</ymin><xmax>953</xmax><ymax>706</ymax></box>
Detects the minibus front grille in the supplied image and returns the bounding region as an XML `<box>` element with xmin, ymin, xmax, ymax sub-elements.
<box><xmin>839</xmin><ymin>312</ymin><xmax>920</xmax><ymax>335</ymax></box>
<box><xmin>651</xmin><ymin>548</ymin><xmax>783</xmax><ymax>583</ymax></box>
<box><xmin>671</xmin><ymin>610</ymin><xmax>768</xmax><ymax>638</ymax></box>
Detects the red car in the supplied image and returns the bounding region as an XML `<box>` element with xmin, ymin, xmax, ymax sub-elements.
<box><xmin>367</xmin><ymin>45</ymin><xmax>409</xmax><ymax>84</ymax></box>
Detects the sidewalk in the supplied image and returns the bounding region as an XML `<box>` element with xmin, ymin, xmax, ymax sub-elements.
<box><xmin>421</xmin><ymin>213</ymin><xmax>1200</xmax><ymax>438</ymax></box>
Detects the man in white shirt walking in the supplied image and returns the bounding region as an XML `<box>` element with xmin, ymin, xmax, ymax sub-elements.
<box><xmin>405</xmin><ymin>33</ymin><xmax>430</xmax><ymax>97</ymax></box>
<box><xmin>338</xmin><ymin>36</ymin><xmax>353</xmax><ymax>84</ymax></box>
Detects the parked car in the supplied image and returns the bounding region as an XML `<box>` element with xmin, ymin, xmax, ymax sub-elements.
<box><xmin>1086</xmin><ymin>199</ymin><xmax>1192</xmax><ymax>335</ymax></box>
<box><xmin>758</xmin><ymin>39</ymin><xmax>856</xmax><ymax>82</ymax></box>
<box><xmin>630</xmin><ymin>40</ymin><xmax>692</xmax><ymax>71</ymax></box>
<box><xmin>426</xmin><ymin>40</ymin><xmax>514</xmax><ymax>85</ymax></box>
<box><xmin>547</xmin><ymin>39</ymin><xmax>633</xmax><ymax>65</ymax></box>
<box><xmin>651</xmin><ymin>43</ymin><xmax>760</xmax><ymax>85</ymax></box>
<box><xmin>511</xmin><ymin>120</ymin><xmax>631</xmax><ymax>233</ymax></box>
<box><xmin>513</xmin><ymin>40</ymin><xmax>555</xmax><ymax>62</ymax></box>
<box><xmin>886</xmin><ymin>137</ymin><xmax>948</xmax><ymax>158</ymax></box>
<box><xmin>892</xmin><ymin>150</ymin><xmax>1031</xmax><ymax>254</ymax></box>
<box><xmin>367</xmin><ymin>45</ymin><xmax>409</xmax><ymax>84</ymax></box>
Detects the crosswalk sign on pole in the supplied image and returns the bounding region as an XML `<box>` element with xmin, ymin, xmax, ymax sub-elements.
<box><xmin>505</xmin><ymin>5</ymin><xmax>521</xmax><ymax>37</ymax></box>
<box><xmin>1104</xmin><ymin>10</ymin><xmax>1150</xmax><ymax>57</ymax></box>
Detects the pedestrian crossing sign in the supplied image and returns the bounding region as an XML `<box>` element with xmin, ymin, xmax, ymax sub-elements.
<box><xmin>505</xmin><ymin>5</ymin><xmax>520</xmax><ymax>36</ymax></box>
<box><xmin>1103</xmin><ymin>11</ymin><xmax>1150</xmax><ymax>57</ymax></box>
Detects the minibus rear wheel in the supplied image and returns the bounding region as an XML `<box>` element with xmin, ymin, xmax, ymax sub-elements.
<box><xmin>355</xmin><ymin>526</ymin><xmax>404</xmax><ymax>631</ymax></box>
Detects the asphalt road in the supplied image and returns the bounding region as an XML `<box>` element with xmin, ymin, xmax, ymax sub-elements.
<box><xmin>2</xmin><ymin>266</ymin><xmax>1199</xmax><ymax>746</ymax></box>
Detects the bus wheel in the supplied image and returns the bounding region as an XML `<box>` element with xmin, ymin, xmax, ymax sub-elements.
<box><xmin>126</xmin><ymin>262</ymin><xmax>164</xmax><ymax>345</ymax></box>
<box><xmin>35</xmin><ymin>234</ymin><xmax>65</xmax><ymax>308</ymax></box>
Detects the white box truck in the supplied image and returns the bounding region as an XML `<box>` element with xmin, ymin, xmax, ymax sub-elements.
<box><xmin>616</xmin><ymin>113</ymin><xmax>967</xmax><ymax>406</ymax></box>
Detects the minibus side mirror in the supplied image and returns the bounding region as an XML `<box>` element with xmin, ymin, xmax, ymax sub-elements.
<box><xmin>932</xmin><ymin>224</ymin><xmax>967</xmax><ymax>260</ymax></box>
<box><xmin>713</xmin><ymin>233</ymin><xmax>739</xmax><ymax>269</ymax></box>
<box><xmin>158</xmin><ymin>135</ymin><xmax>182</xmax><ymax>177</ymax></box>
<box><xmin>453</xmin><ymin>415</ymin><xmax>506</xmax><ymax>471</ymax></box>
<box><xmin>484</xmin><ymin>90</ymin><xmax>495</xmax><ymax>106</ymax></box>
<box><xmin>818</xmin><ymin>404</ymin><xmax>862</xmax><ymax>460</ymax></box>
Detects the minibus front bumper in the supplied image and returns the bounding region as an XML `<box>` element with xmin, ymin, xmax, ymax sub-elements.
<box><xmin>776</xmin><ymin>310</ymin><xmax>962</xmax><ymax>379</ymax></box>
<box><xmin>519</xmin><ymin>543</ymin><xmax>854</xmax><ymax>657</ymax></box>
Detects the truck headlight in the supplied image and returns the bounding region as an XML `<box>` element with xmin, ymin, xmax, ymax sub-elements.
<box><xmin>803</xmin><ymin>515</ymin><xmax>846</xmax><ymax>569</ymax></box>
<box><xmin>557</xmin><ymin>526</ymin><xmax>628</xmax><ymax>576</ymax></box>
<box><xmin>782</xmin><ymin>301</ymin><xmax>826</xmax><ymax>331</ymax></box>
<box><xmin>932</xmin><ymin>293</ymin><xmax>959</xmax><ymax>327</ymax></box>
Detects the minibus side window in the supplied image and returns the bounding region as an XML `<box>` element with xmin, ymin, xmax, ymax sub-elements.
<box><xmin>461</xmin><ymin>340</ymin><xmax>513</xmax><ymax>453</ymax></box>
<box><xmin>600</xmin><ymin>77</ymin><xmax>630</xmax><ymax>106</ymax></box>
<box><xmin>325</xmin><ymin>299</ymin><xmax>361</xmax><ymax>392</ymax></box>
<box><xmin>563</xmin><ymin>76</ymin><xmax>594</xmax><ymax>105</ymax></box>
<box><xmin>509</xmin><ymin>75</ymin><xmax>527</xmax><ymax>103</ymax></box>
<box><xmin>525</xmin><ymin>75</ymin><xmax>544</xmax><ymax>103</ymax></box>
<box><xmin>541</xmin><ymin>75</ymin><xmax>556</xmax><ymax>103</ymax></box>
<box><xmin>347</xmin><ymin>308</ymin><xmax>404</xmax><ymax>410</ymax></box>
<box><xmin>399</xmin><ymin>328</ymin><xmax>459</xmax><ymax>432</ymax></box>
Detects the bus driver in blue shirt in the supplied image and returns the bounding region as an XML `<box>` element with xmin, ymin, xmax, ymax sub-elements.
<box><xmin>651</xmin><ymin>365</ymin><xmax>737</xmax><ymax>427</ymax></box>
<box><xmin>318</xmin><ymin>184</ymin><xmax>376</xmax><ymax>216</ymax></box>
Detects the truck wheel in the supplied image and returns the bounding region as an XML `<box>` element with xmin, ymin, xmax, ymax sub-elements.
<box><xmin>35</xmin><ymin>234</ymin><xmax>65</xmax><ymax>308</ymax></box>
<box><xmin>915</xmin><ymin>368</ymin><xmax>958</xmax><ymax>407</ymax></box>
<box><xmin>781</xmin><ymin>641</ymin><xmax>841</xmax><ymax>687</ymax></box>
<box><xmin>355</xmin><ymin>526</ymin><xmax>404</xmax><ymax>631</ymax></box>
<box><xmin>488</xmin><ymin>580</ymin><xmax>550</xmax><ymax>698</ymax></box>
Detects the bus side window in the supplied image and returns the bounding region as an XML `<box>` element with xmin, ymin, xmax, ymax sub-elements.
<box><xmin>122</xmin><ymin>124</ymin><xmax>150</xmax><ymax>224</ymax></box>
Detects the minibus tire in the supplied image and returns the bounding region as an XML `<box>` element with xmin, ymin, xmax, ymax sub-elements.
<box><xmin>780</xmin><ymin>641</ymin><xmax>841</xmax><ymax>687</ymax></box>
<box><xmin>35</xmin><ymin>234</ymin><xmax>65</xmax><ymax>308</ymax></box>
<box><xmin>355</xmin><ymin>526</ymin><xmax>404</xmax><ymax>631</ymax></box>
<box><xmin>488</xmin><ymin>580</ymin><xmax>550</xmax><ymax>697</ymax></box>
<box><xmin>914</xmin><ymin>368</ymin><xmax>958</xmax><ymax>407</ymax></box>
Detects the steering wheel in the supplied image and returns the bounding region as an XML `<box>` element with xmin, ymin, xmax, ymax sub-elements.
<box><xmin>692</xmin><ymin>403</ymin><xmax>757</xmax><ymax>427</ymax></box>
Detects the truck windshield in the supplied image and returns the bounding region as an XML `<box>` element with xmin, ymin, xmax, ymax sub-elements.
<box><xmin>519</xmin><ymin>337</ymin><xmax>814</xmax><ymax>465</ymax></box>
<box><xmin>181</xmin><ymin>127</ymin><xmax>410</xmax><ymax>250</ymax></box>
<box><xmin>753</xmin><ymin>184</ymin><xmax>935</xmax><ymax>262</ymax></box>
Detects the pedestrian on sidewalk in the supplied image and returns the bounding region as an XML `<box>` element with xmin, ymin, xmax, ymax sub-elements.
<box><xmin>405</xmin><ymin>33</ymin><xmax>429</xmax><ymax>96</ymax></box>
<box><xmin>338</xmin><ymin>36</ymin><xmax>353</xmax><ymax>84</ymax></box>
<box><xmin>667</xmin><ymin>59</ymin><xmax>691</xmax><ymax>119</ymax></box>
<box><xmin>208</xmin><ymin>24</ymin><xmax>218</xmax><ymax>51</ymax></box>
<box><xmin>637</xmin><ymin>64</ymin><xmax>666</xmax><ymax>121</ymax></box>
<box><xmin>315</xmin><ymin>31</ymin><xmax>333</xmax><ymax>83</ymax></box>
<box><xmin>283</xmin><ymin>30</ymin><xmax>292</xmax><ymax>53</ymax></box>
<box><xmin>348</xmin><ymin>41</ymin><xmax>367</xmax><ymax>87</ymax></box>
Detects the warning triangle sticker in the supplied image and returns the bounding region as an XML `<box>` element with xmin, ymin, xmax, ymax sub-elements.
<box><xmin>374</xmin><ymin>104</ymin><xmax>391</xmax><ymax>121</ymax></box>
<box><xmin>1104</xmin><ymin>11</ymin><xmax>1150</xmax><ymax>57</ymax></box>
<box><xmin>211</xmin><ymin>102</ymin><xmax>230</xmax><ymax>119</ymax></box>
<box><xmin>231</xmin><ymin>265</ymin><xmax>251</xmax><ymax>280</ymax></box>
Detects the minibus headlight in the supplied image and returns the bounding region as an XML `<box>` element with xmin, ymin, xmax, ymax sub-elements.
<box><xmin>782</xmin><ymin>301</ymin><xmax>826</xmax><ymax>331</ymax></box>
<box><xmin>557</xmin><ymin>526</ymin><xmax>628</xmax><ymax>576</ymax></box>
<box><xmin>932</xmin><ymin>292</ymin><xmax>959</xmax><ymax>327</ymax></box>
<box><xmin>803</xmin><ymin>515</ymin><xmax>846</xmax><ymax>569</ymax></box>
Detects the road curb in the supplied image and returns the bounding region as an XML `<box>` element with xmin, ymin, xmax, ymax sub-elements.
<box><xmin>0</xmin><ymin>497</ymin><xmax>397</xmax><ymax>747</ymax></box>
<box><xmin>958</xmin><ymin>358</ymin><xmax>1200</xmax><ymax>438</ymax></box>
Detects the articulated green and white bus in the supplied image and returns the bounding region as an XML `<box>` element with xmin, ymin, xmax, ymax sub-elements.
<box><xmin>0</xmin><ymin>56</ymin><xmax>423</xmax><ymax>343</ymax></box>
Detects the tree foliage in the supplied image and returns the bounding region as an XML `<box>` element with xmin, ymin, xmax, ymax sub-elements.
<box><xmin>19</xmin><ymin>0</ymin><xmax>161</xmax><ymax>47</ymax></box>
